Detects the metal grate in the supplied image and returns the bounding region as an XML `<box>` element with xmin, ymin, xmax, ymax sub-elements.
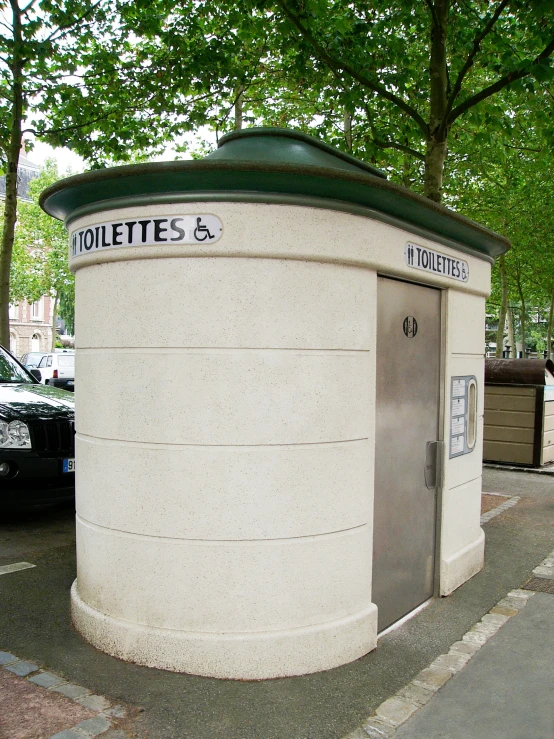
<box><xmin>521</xmin><ymin>577</ymin><xmax>554</xmax><ymax>594</ymax></box>
<box><xmin>29</xmin><ymin>421</ymin><xmax>75</xmax><ymax>457</ymax></box>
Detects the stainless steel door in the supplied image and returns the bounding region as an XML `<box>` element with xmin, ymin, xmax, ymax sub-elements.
<box><xmin>373</xmin><ymin>277</ymin><xmax>441</xmax><ymax>632</ymax></box>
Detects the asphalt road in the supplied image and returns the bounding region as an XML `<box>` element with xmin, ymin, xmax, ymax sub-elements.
<box><xmin>0</xmin><ymin>467</ymin><xmax>552</xmax><ymax>739</ymax></box>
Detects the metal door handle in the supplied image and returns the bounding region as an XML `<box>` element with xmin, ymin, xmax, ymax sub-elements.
<box><xmin>424</xmin><ymin>441</ymin><xmax>443</xmax><ymax>490</ymax></box>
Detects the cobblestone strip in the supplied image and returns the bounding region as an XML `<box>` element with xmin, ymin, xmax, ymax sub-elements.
<box><xmin>480</xmin><ymin>494</ymin><xmax>520</xmax><ymax>524</ymax></box>
<box><xmin>532</xmin><ymin>548</ymin><xmax>554</xmax><ymax>580</ymax></box>
<box><xmin>0</xmin><ymin>651</ymin><xmax>128</xmax><ymax>738</ymax></box>
<box><xmin>341</xmin><ymin>588</ymin><xmax>535</xmax><ymax>739</ymax></box>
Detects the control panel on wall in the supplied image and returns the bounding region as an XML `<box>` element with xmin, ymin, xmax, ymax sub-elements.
<box><xmin>450</xmin><ymin>376</ymin><xmax>478</xmax><ymax>458</ymax></box>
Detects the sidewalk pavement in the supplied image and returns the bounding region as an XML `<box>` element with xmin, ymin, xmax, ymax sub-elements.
<box><xmin>345</xmin><ymin>556</ymin><xmax>554</xmax><ymax>739</ymax></box>
<box><xmin>394</xmin><ymin>591</ymin><xmax>554</xmax><ymax>739</ymax></box>
<box><xmin>0</xmin><ymin>466</ymin><xmax>553</xmax><ymax>739</ymax></box>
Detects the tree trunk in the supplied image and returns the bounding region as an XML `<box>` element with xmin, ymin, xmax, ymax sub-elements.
<box><xmin>424</xmin><ymin>0</ymin><xmax>450</xmax><ymax>202</ymax></box>
<box><xmin>547</xmin><ymin>290</ymin><xmax>554</xmax><ymax>359</ymax></box>
<box><xmin>516</xmin><ymin>279</ymin><xmax>526</xmax><ymax>356</ymax></box>
<box><xmin>507</xmin><ymin>306</ymin><xmax>515</xmax><ymax>357</ymax></box>
<box><xmin>401</xmin><ymin>142</ymin><xmax>412</xmax><ymax>189</ymax></box>
<box><xmin>344</xmin><ymin>110</ymin><xmax>353</xmax><ymax>151</ymax></box>
<box><xmin>0</xmin><ymin>1</ymin><xmax>24</xmax><ymax>348</ymax></box>
<box><xmin>51</xmin><ymin>293</ymin><xmax>59</xmax><ymax>351</ymax></box>
<box><xmin>495</xmin><ymin>254</ymin><xmax>508</xmax><ymax>357</ymax></box>
<box><xmin>234</xmin><ymin>86</ymin><xmax>244</xmax><ymax>130</ymax></box>
<box><xmin>424</xmin><ymin>137</ymin><xmax>448</xmax><ymax>202</ymax></box>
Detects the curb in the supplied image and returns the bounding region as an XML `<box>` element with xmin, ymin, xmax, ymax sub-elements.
<box><xmin>483</xmin><ymin>462</ymin><xmax>554</xmax><ymax>476</ymax></box>
<box><xmin>342</xmin><ymin>549</ymin><xmax>554</xmax><ymax>739</ymax></box>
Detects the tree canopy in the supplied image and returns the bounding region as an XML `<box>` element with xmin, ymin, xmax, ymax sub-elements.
<box><xmin>0</xmin><ymin>0</ymin><xmax>184</xmax><ymax>346</ymax></box>
<box><xmin>125</xmin><ymin>1</ymin><xmax>554</xmax><ymax>197</ymax></box>
<box><xmin>2</xmin><ymin>0</ymin><xmax>554</xmax><ymax>354</ymax></box>
<box><xmin>11</xmin><ymin>161</ymin><xmax>75</xmax><ymax>346</ymax></box>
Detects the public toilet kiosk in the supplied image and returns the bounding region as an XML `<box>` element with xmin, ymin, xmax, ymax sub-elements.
<box><xmin>41</xmin><ymin>128</ymin><xmax>510</xmax><ymax>679</ymax></box>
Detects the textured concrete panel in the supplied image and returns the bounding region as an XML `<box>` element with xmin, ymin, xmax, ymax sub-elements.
<box><xmin>448</xmin><ymin>291</ymin><xmax>487</xmax><ymax>356</ymax></box>
<box><xmin>441</xmin><ymin>477</ymin><xmax>483</xmax><ymax>560</ymax></box>
<box><xmin>76</xmin><ymin>258</ymin><xmax>374</xmax><ymax>350</ymax></box>
<box><xmin>76</xmin><ymin>435</ymin><xmax>373</xmax><ymax>539</ymax></box>
<box><xmin>75</xmin><ymin>516</ymin><xmax>373</xmax><ymax>632</ymax></box>
<box><xmin>76</xmin><ymin>349</ymin><xmax>371</xmax><ymax>445</ymax></box>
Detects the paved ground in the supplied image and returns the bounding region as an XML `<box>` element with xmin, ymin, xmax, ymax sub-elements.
<box><xmin>394</xmin><ymin>593</ymin><xmax>554</xmax><ymax>739</ymax></box>
<box><xmin>0</xmin><ymin>467</ymin><xmax>552</xmax><ymax>739</ymax></box>
<box><xmin>0</xmin><ymin>667</ymin><xmax>95</xmax><ymax>739</ymax></box>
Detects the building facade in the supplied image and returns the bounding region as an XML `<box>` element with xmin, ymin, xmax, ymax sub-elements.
<box><xmin>9</xmin><ymin>296</ymin><xmax>54</xmax><ymax>357</ymax></box>
<box><xmin>2</xmin><ymin>150</ymin><xmax>55</xmax><ymax>357</ymax></box>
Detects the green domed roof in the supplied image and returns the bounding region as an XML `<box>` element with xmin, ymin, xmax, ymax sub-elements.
<box><xmin>207</xmin><ymin>128</ymin><xmax>386</xmax><ymax>178</ymax></box>
<box><xmin>40</xmin><ymin>127</ymin><xmax>509</xmax><ymax>260</ymax></box>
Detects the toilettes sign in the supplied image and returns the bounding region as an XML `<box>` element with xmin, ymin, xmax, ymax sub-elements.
<box><xmin>405</xmin><ymin>242</ymin><xmax>469</xmax><ymax>282</ymax></box>
<box><xmin>70</xmin><ymin>215</ymin><xmax>223</xmax><ymax>257</ymax></box>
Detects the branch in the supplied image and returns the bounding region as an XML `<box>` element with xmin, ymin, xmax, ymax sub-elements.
<box><xmin>44</xmin><ymin>0</ymin><xmax>103</xmax><ymax>44</ymax></box>
<box><xmin>22</xmin><ymin>88</ymin><xmax>222</xmax><ymax>139</ymax></box>
<box><xmin>373</xmin><ymin>139</ymin><xmax>425</xmax><ymax>161</ymax></box>
<box><xmin>275</xmin><ymin>0</ymin><xmax>429</xmax><ymax>135</ymax></box>
<box><xmin>23</xmin><ymin>108</ymin><xmax>131</xmax><ymax>138</ymax></box>
<box><xmin>503</xmin><ymin>143</ymin><xmax>542</xmax><ymax>152</ymax></box>
<box><xmin>445</xmin><ymin>0</ymin><xmax>510</xmax><ymax>120</ymax></box>
<box><xmin>21</xmin><ymin>0</ymin><xmax>38</xmax><ymax>18</ymax></box>
<box><xmin>448</xmin><ymin>35</ymin><xmax>554</xmax><ymax>123</ymax></box>
<box><xmin>424</xmin><ymin>0</ymin><xmax>440</xmax><ymax>29</ymax></box>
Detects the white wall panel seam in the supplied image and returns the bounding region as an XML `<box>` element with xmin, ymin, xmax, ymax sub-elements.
<box><xmin>75</xmin><ymin>432</ymin><xmax>369</xmax><ymax>449</ymax></box>
<box><xmin>445</xmin><ymin>474</ymin><xmax>483</xmax><ymax>492</ymax></box>
<box><xmin>76</xmin><ymin>515</ymin><xmax>368</xmax><ymax>544</ymax></box>
<box><xmin>72</xmin><ymin>587</ymin><xmax>377</xmax><ymax>636</ymax></box>
<box><xmin>75</xmin><ymin>347</ymin><xmax>372</xmax><ymax>354</ymax></box>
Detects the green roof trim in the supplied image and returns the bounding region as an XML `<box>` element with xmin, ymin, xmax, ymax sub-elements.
<box><xmin>40</xmin><ymin>128</ymin><xmax>509</xmax><ymax>260</ymax></box>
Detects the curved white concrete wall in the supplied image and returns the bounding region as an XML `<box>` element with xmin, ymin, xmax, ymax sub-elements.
<box><xmin>70</xmin><ymin>201</ymin><xmax>490</xmax><ymax>678</ymax></box>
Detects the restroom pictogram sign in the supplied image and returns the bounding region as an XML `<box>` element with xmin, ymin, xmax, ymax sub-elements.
<box><xmin>403</xmin><ymin>315</ymin><xmax>418</xmax><ymax>338</ymax></box>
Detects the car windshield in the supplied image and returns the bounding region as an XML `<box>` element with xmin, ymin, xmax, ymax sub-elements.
<box><xmin>23</xmin><ymin>352</ymin><xmax>46</xmax><ymax>367</ymax></box>
<box><xmin>0</xmin><ymin>347</ymin><xmax>32</xmax><ymax>383</ymax></box>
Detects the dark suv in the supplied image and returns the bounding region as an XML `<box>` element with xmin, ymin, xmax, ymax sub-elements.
<box><xmin>0</xmin><ymin>345</ymin><xmax>75</xmax><ymax>507</ymax></box>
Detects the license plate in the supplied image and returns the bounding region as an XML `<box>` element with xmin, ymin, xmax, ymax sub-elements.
<box><xmin>63</xmin><ymin>458</ymin><xmax>75</xmax><ymax>473</ymax></box>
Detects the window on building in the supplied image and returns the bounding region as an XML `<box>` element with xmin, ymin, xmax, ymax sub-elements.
<box><xmin>31</xmin><ymin>298</ymin><xmax>43</xmax><ymax>321</ymax></box>
<box><xmin>8</xmin><ymin>304</ymin><xmax>17</xmax><ymax>320</ymax></box>
<box><xmin>31</xmin><ymin>333</ymin><xmax>41</xmax><ymax>352</ymax></box>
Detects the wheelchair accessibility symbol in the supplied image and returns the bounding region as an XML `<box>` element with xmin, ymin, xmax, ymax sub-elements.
<box><xmin>193</xmin><ymin>217</ymin><xmax>215</xmax><ymax>242</ymax></box>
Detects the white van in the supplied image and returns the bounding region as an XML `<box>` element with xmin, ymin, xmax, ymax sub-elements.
<box><xmin>36</xmin><ymin>351</ymin><xmax>75</xmax><ymax>391</ymax></box>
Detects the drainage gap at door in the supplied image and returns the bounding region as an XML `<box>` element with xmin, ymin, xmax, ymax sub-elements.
<box><xmin>521</xmin><ymin>577</ymin><xmax>554</xmax><ymax>594</ymax></box>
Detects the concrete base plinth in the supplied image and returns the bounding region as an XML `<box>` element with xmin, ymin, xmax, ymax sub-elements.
<box><xmin>439</xmin><ymin>529</ymin><xmax>485</xmax><ymax>596</ymax></box>
<box><xmin>71</xmin><ymin>582</ymin><xmax>378</xmax><ymax>679</ymax></box>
